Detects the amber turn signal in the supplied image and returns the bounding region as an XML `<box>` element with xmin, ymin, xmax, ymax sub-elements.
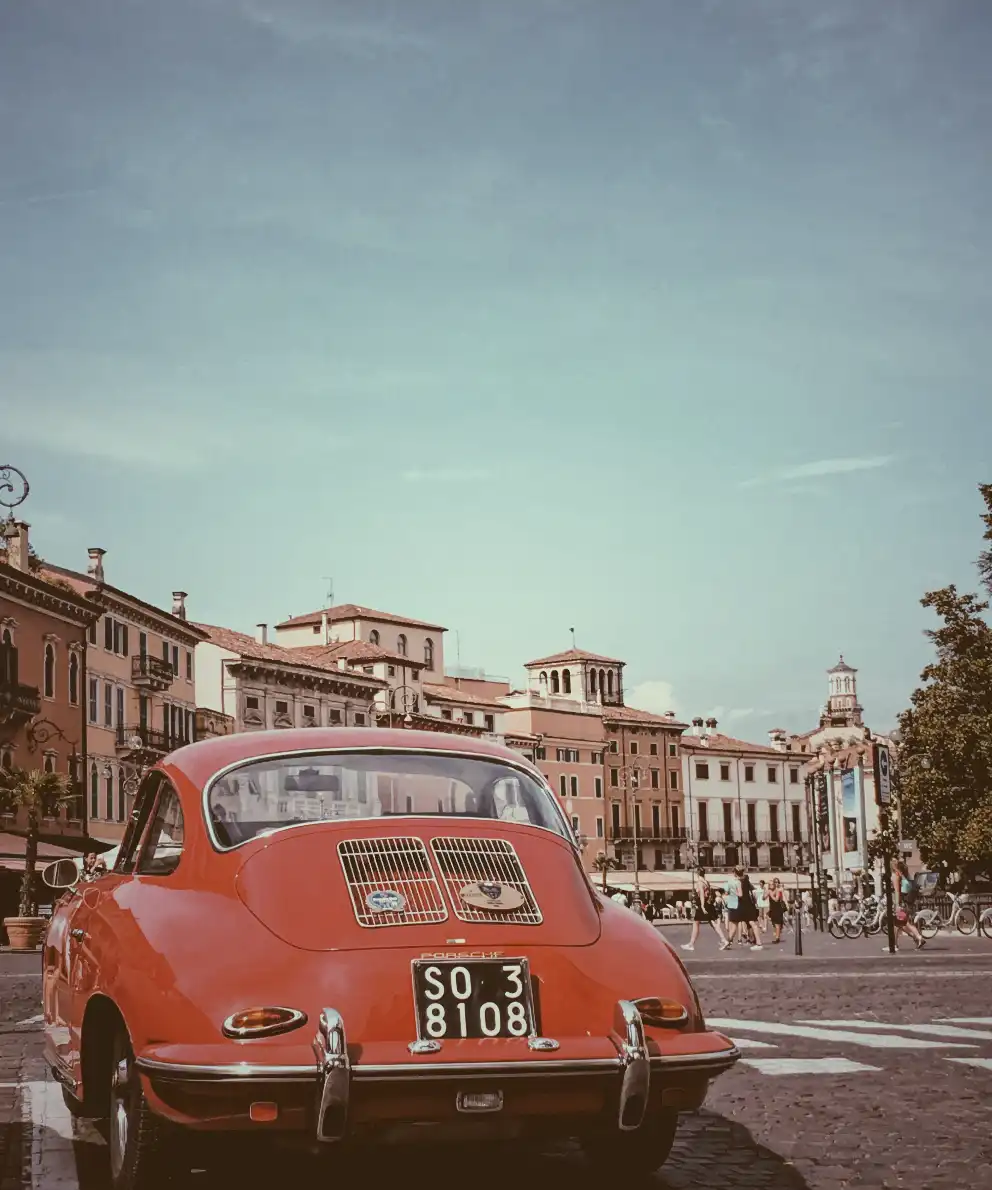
<box><xmin>633</xmin><ymin>997</ymin><xmax>688</xmax><ymax>1027</ymax></box>
<box><xmin>222</xmin><ymin>1007</ymin><xmax>308</xmax><ymax>1039</ymax></box>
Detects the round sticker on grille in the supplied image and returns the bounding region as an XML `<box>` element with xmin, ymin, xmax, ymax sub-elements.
<box><xmin>366</xmin><ymin>889</ymin><xmax>406</xmax><ymax>913</ymax></box>
<box><xmin>459</xmin><ymin>882</ymin><xmax>525</xmax><ymax>911</ymax></box>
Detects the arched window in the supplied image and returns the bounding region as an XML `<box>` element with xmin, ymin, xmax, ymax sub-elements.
<box><xmin>369</xmin><ymin>630</ymin><xmax>380</xmax><ymax>646</ymax></box>
<box><xmin>44</xmin><ymin>643</ymin><xmax>55</xmax><ymax>698</ymax></box>
<box><xmin>607</xmin><ymin>670</ymin><xmax>614</xmax><ymax>696</ymax></box>
<box><xmin>550</xmin><ymin>670</ymin><xmax>560</xmax><ymax>694</ymax></box>
<box><xmin>599</xmin><ymin>669</ymin><xmax>606</xmax><ymax>694</ymax></box>
<box><xmin>118</xmin><ymin>778</ymin><xmax>126</xmax><ymax>822</ymax></box>
<box><xmin>90</xmin><ymin>763</ymin><xmax>99</xmax><ymax>821</ymax></box>
<box><xmin>43</xmin><ymin>752</ymin><xmax>55</xmax><ymax>774</ymax></box>
<box><xmin>68</xmin><ymin>652</ymin><xmax>80</xmax><ymax>705</ymax></box>
<box><xmin>562</xmin><ymin>668</ymin><xmax>571</xmax><ymax>694</ymax></box>
<box><xmin>1</xmin><ymin>628</ymin><xmax>11</xmax><ymax>646</ymax></box>
<box><xmin>424</xmin><ymin>638</ymin><xmax>434</xmax><ymax>670</ymax></box>
<box><xmin>105</xmin><ymin>767</ymin><xmax>114</xmax><ymax>821</ymax></box>
<box><xmin>539</xmin><ymin>671</ymin><xmax>548</xmax><ymax>690</ymax></box>
<box><xmin>397</xmin><ymin>634</ymin><xmax>407</xmax><ymax>657</ymax></box>
<box><xmin>590</xmin><ymin>668</ymin><xmax>598</xmax><ymax>694</ymax></box>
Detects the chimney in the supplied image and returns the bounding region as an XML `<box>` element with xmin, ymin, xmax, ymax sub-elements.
<box><xmin>705</xmin><ymin>717</ymin><xmax>718</xmax><ymax>736</ymax></box>
<box><xmin>321</xmin><ymin>610</ymin><xmax>329</xmax><ymax>645</ymax></box>
<box><xmin>3</xmin><ymin>520</ymin><xmax>30</xmax><ymax>572</ymax></box>
<box><xmin>255</xmin><ymin>623</ymin><xmax>268</xmax><ymax>645</ymax></box>
<box><xmin>87</xmin><ymin>548</ymin><xmax>106</xmax><ymax>583</ymax></box>
<box><xmin>172</xmin><ymin>591</ymin><xmax>188</xmax><ymax>620</ymax></box>
<box><xmin>691</xmin><ymin>716</ymin><xmax>705</xmax><ymax>737</ymax></box>
<box><xmin>337</xmin><ymin>657</ymin><xmax>347</xmax><ymax>670</ymax></box>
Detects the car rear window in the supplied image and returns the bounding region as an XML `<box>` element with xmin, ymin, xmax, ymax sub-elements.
<box><xmin>205</xmin><ymin>750</ymin><xmax>571</xmax><ymax>850</ymax></box>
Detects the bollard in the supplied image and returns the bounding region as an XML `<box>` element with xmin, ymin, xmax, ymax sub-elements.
<box><xmin>794</xmin><ymin>899</ymin><xmax>803</xmax><ymax>956</ymax></box>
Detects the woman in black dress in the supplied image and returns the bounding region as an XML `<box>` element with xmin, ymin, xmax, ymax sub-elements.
<box><xmin>767</xmin><ymin>877</ymin><xmax>786</xmax><ymax>943</ymax></box>
<box><xmin>682</xmin><ymin>868</ymin><xmax>730</xmax><ymax>951</ymax></box>
<box><xmin>739</xmin><ymin>871</ymin><xmax>763</xmax><ymax>949</ymax></box>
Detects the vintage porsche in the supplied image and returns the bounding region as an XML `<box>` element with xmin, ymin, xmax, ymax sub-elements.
<box><xmin>42</xmin><ymin>728</ymin><xmax>738</xmax><ymax>1188</ymax></box>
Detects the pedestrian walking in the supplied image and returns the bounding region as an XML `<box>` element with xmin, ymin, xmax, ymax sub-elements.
<box><xmin>681</xmin><ymin>868</ymin><xmax>730</xmax><ymax>951</ymax></box>
<box><xmin>888</xmin><ymin>860</ymin><xmax>927</xmax><ymax>950</ymax></box>
<box><xmin>768</xmin><ymin>877</ymin><xmax>787</xmax><ymax>944</ymax></box>
<box><xmin>756</xmin><ymin>879</ymin><xmax>770</xmax><ymax>934</ymax></box>
<box><xmin>739</xmin><ymin>871</ymin><xmax>763</xmax><ymax>949</ymax></box>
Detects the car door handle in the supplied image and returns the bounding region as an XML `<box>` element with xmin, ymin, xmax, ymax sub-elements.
<box><xmin>70</xmin><ymin>929</ymin><xmax>86</xmax><ymax>941</ymax></box>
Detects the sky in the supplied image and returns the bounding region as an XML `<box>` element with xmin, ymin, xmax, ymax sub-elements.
<box><xmin>2</xmin><ymin>0</ymin><xmax>991</xmax><ymax>737</ymax></box>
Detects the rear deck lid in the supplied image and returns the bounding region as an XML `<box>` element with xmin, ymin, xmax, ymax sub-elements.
<box><xmin>235</xmin><ymin>820</ymin><xmax>601</xmax><ymax>951</ymax></box>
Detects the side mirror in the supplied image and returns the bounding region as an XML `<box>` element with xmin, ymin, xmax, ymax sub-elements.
<box><xmin>42</xmin><ymin>858</ymin><xmax>81</xmax><ymax>890</ymax></box>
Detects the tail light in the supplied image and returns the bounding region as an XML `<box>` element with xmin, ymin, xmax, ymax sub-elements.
<box><xmin>222</xmin><ymin>1007</ymin><xmax>308</xmax><ymax>1039</ymax></box>
<box><xmin>633</xmin><ymin>997</ymin><xmax>688</xmax><ymax>1027</ymax></box>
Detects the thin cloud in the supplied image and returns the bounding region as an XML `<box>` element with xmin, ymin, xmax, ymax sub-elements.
<box><xmin>0</xmin><ymin>187</ymin><xmax>104</xmax><ymax>209</ymax></box>
<box><xmin>627</xmin><ymin>680</ymin><xmax>681</xmax><ymax>720</ymax></box>
<box><xmin>741</xmin><ymin>456</ymin><xmax>894</xmax><ymax>488</ymax></box>
<box><xmin>235</xmin><ymin>2</ymin><xmax>431</xmax><ymax>54</ymax></box>
<box><xmin>402</xmin><ymin>468</ymin><xmax>493</xmax><ymax>484</ymax></box>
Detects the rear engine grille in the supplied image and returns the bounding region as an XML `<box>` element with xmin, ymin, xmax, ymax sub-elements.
<box><xmin>338</xmin><ymin>837</ymin><xmax>448</xmax><ymax>927</ymax></box>
<box><xmin>430</xmin><ymin>837</ymin><xmax>543</xmax><ymax>925</ymax></box>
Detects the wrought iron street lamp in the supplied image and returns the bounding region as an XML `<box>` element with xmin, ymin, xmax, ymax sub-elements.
<box><xmin>0</xmin><ymin>465</ymin><xmax>29</xmax><ymax>523</ymax></box>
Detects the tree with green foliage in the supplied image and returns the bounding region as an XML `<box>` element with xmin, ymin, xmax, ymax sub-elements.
<box><xmin>896</xmin><ymin>484</ymin><xmax>992</xmax><ymax>884</ymax></box>
<box><xmin>0</xmin><ymin>767</ymin><xmax>73</xmax><ymax>916</ymax></box>
<box><xmin>592</xmin><ymin>851</ymin><xmax>621</xmax><ymax>892</ymax></box>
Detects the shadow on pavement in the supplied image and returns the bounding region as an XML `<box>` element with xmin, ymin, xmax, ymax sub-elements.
<box><xmin>18</xmin><ymin>1109</ymin><xmax>809</xmax><ymax>1190</ymax></box>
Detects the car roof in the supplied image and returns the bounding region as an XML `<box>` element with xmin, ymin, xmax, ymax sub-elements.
<box><xmin>164</xmin><ymin>727</ymin><xmax>539</xmax><ymax>791</ymax></box>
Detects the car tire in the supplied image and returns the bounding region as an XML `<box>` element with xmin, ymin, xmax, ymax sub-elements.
<box><xmin>107</xmin><ymin>1023</ymin><xmax>178</xmax><ymax>1190</ymax></box>
<box><xmin>582</xmin><ymin>1110</ymin><xmax>679</xmax><ymax>1175</ymax></box>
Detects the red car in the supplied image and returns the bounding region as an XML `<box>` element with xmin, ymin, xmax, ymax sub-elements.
<box><xmin>43</xmin><ymin>729</ymin><xmax>738</xmax><ymax>1189</ymax></box>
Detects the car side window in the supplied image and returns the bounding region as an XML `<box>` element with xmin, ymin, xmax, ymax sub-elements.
<box><xmin>135</xmin><ymin>784</ymin><xmax>185</xmax><ymax>877</ymax></box>
<box><xmin>116</xmin><ymin>773</ymin><xmax>163</xmax><ymax>874</ymax></box>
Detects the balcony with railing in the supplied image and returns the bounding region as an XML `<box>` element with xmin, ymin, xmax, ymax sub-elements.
<box><xmin>116</xmin><ymin>724</ymin><xmax>171</xmax><ymax>756</ymax></box>
<box><xmin>131</xmin><ymin>653</ymin><xmax>175</xmax><ymax>690</ymax></box>
<box><xmin>609</xmin><ymin>826</ymin><xmax>688</xmax><ymax>843</ymax></box>
<box><xmin>0</xmin><ymin>643</ymin><xmax>41</xmax><ymax>726</ymax></box>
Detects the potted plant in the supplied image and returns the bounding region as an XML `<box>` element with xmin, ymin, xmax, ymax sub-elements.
<box><xmin>0</xmin><ymin>766</ymin><xmax>72</xmax><ymax>950</ymax></box>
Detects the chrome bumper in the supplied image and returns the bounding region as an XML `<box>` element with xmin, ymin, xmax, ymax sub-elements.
<box><xmin>135</xmin><ymin>1003</ymin><xmax>739</xmax><ymax>1143</ymax></box>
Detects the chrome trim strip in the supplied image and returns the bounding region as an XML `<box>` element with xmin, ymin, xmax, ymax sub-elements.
<box><xmin>136</xmin><ymin>1058</ymin><xmax>316</xmax><ymax>1081</ymax></box>
<box><xmin>614</xmin><ymin>1000</ymin><xmax>650</xmax><ymax>1131</ymax></box>
<box><xmin>201</xmin><ymin>745</ymin><xmax>574</xmax><ymax>854</ymax></box>
<box><xmin>352</xmin><ymin>1058</ymin><xmax>620</xmax><ymax>1079</ymax></box>
<box><xmin>649</xmin><ymin>1046</ymin><xmax>740</xmax><ymax>1072</ymax></box>
<box><xmin>313</xmin><ymin>1007</ymin><xmax>349</xmax><ymax>1143</ymax></box>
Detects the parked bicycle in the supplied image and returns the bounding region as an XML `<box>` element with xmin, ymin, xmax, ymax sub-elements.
<box><xmin>977</xmin><ymin>905</ymin><xmax>992</xmax><ymax>940</ymax></box>
<box><xmin>841</xmin><ymin>896</ymin><xmax>884</xmax><ymax>938</ymax></box>
<box><xmin>914</xmin><ymin>892</ymin><xmax>977</xmax><ymax>939</ymax></box>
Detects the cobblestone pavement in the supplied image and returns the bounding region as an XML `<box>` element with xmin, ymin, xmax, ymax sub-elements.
<box><xmin>2</xmin><ymin>948</ymin><xmax>991</xmax><ymax>1189</ymax></box>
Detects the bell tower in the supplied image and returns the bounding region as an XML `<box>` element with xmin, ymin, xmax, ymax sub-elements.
<box><xmin>822</xmin><ymin>656</ymin><xmax>864</xmax><ymax>728</ymax></box>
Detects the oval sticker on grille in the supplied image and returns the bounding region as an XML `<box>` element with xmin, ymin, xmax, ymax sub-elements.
<box><xmin>366</xmin><ymin>889</ymin><xmax>406</xmax><ymax>913</ymax></box>
<box><xmin>459</xmin><ymin>882</ymin><xmax>525</xmax><ymax>911</ymax></box>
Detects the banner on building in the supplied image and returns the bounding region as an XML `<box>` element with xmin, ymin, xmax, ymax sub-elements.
<box><xmin>875</xmin><ymin>743</ymin><xmax>891</xmax><ymax>806</ymax></box>
<box><xmin>841</xmin><ymin>769</ymin><xmax>859</xmax><ymax>854</ymax></box>
<box><xmin>816</xmin><ymin>773</ymin><xmax>830</xmax><ymax>856</ymax></box>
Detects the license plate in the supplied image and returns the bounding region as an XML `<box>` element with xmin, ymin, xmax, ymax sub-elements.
<box><xmin>412</xmin><ymin>958</ymin><xmax>536</xmax><ymax>1039</ymax></box>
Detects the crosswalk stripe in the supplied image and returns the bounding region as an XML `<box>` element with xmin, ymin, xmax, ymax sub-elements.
<box><xmin>938</xmin><ymin>1017</ymin><xmax>992</xmax><ymax>1025</ymax></box>
<box><xmin>801</xmin><ymin>1020</ymin><xmax>992</xmax><ymax>1042</ymax></box>
<box><xmin>729</xmin><ymin>1037</ymin><xmax>777</xmax><ymax>1050</ymax></box>
<box><xmin>706</xmin><ymin>1018</ymin><xmax>977</xmax><ymax>1049</ymax></box>
<box><xmin>946</xmin><ymin>1057</ymin><xmax>992</xmax><ymax>1071</ymax></box>
<box><xmin>741</xmin><ymin>1057</ymin><xmax>881</xmax><ymax>1076</ymax></box>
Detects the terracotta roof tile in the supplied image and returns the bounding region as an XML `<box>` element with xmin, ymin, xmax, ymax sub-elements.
<box><xmin>422</xmin><ymin>682</ymin><xmax>506</xmax><ymax>711</ymax></box>
<box><xmin>38</xmin><ymin>563</ymin><xmax>208</xmax><ymax>639</ymax></box>
<box><xmin>274</xmin><ymin>603</ymin><xmax>446</xmax><ymax>632</ymax></box>
<box><xmin>291</xmin><ymin>640</ymin><xmax>419</xmax><ymax>668</ymax></box>
<box><xmin>525</xmin><ymin>648</ymin><xmax>625</xmax><ymax>668</ymax></box>
<box><xmin>602</xmin><ymin>706</ymin><xmax>688</xmax><ymax>729</ymax></box>
<box><xmin>680</xmin><ymin>731</ymin><xmax>802</xmax><ymax>759</ymax></box>
<box><xmin>194</xmin><ymin>623</ymin><xmax>386</xmax><ymax>685</ymax></box>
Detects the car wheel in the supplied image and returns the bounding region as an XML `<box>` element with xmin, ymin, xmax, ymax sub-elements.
<box><xmin>107</xmin><ymin>1024</ymin><xmax>177</xmax><ymax>1190</ymax></box>
<box><xmin>582</xmin><ymin>1110</ymin><xmax>679</xmax><ymax>1175</ymax></box>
